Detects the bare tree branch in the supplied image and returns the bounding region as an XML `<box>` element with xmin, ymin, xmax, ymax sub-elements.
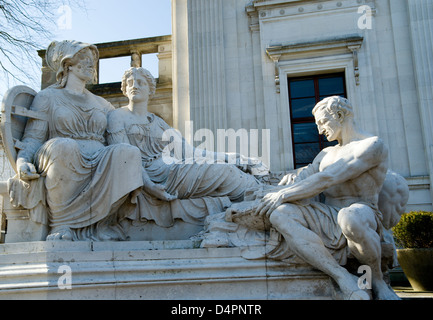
<box><xmin>0</xmin><ymin>0</ymin><xmax>86</xmax><ymax>95</ymax></box>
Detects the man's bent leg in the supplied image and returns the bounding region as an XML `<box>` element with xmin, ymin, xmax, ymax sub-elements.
<box><xmin>338</xmin><ymin>204</ymin><xmax>400</xmax><ymax>300</ymax></box>
<box><xmin>270</xmin><ymin>204</ymin><xmax>370</xmax><ymax>300</ymax></box>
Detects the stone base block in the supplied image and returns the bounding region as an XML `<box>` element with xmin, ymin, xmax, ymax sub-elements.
<box><xmin>123</xmin><ymin>220</ymin><xmax>204</xmax><ymax>241</ymax></box>
<box><xmin>0</xmin><ymin>241</ymin><xmax>339</xmax><ymax>300</ymax></box>
<box><xmin>1</xmin><ymin>191</ymin><xmax>208</xmax><ymax>243</ymax></box>
<box><xmin>3</xmin><ymin>210</ymin><xmax>49</xmax><ymax>243</ymax></box>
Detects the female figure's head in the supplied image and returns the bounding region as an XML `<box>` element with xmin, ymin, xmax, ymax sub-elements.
<box><xmin>121</xmin><ymin>67</ymin><xmax>157</xmax><ymax>103</ymax></box>
<box><xmin>46</xmin><ymin>40</ymin><xmax>99</xmax><ymax>88</ymax></box>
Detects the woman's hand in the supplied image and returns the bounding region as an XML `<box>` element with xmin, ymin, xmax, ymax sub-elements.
<box><xmin>144</xmin><ymin>183</ymin><xmax>178</xmax><ymax>202</ymax></box>
<box><xmin>17</xmin><ymin>159</ymin><xmax>40</xmax><ymax>181</ymax></box>
<box><xmin>225</xmin><ymin>153</ymin><xmax>270</xmax><ymax>176</ymax></box>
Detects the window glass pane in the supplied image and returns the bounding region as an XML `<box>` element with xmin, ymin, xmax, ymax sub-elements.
<box><xmin>293</xmin><ymin>123</ymin><xmax>319</xmax><ymax>143</ymax></box>
<box><xmin>294</xmin><ymin>143</ymin><xmax>320</xmax><ymax>166</ymax></box>
<box><xmin>290</xmin><ymin>98</ymin><xmax>316</xmax><ymax>119</ymax></box>
<box><xmin>318</xmin><ymin>77</ymin><xmax>345</xmax><ymax>96</ymax></box>
<box><xmin>288</xmin><ymin>73</ymin><xmax>346</xmax><ymax>168</ymax></box>
<box><xmin>289</xmin><ymin>79</ymin><xmax>315</xmax><ymax>99</ymax></box>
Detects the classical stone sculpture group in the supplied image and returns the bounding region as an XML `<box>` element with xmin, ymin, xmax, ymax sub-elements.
<box><xmin>5</xmin><ymin>40</ymin><xmax>409</xmax><ymax>300</ymax></box>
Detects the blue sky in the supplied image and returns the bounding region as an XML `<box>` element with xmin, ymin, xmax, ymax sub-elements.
<box><xmin>0</xmin><ymin>0</ymin><xmax>172</xmax><ymax>97</ymax></box>
<box><xmin>54</xmin><ymin>0</ymin><xmax>172</xmax><ymax>83</ymax></box>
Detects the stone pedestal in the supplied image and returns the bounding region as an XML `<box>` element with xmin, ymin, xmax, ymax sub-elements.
<box><xmin>0</xmin><ymin>193</ymin><xmax>207</xmax><ymax>243</ymax></box>
<box><xmin>1</xmin><ymin>196</ymin><xmax>48</xmax><ymax>243</ymax></box>
<box><xmin>0</xmin><ymin>240</ymin><xmax>338</xmax><ymax>300</ymax></box>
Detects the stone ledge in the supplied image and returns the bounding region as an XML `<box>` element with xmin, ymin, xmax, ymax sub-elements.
<box><xmin>0</xmin><ymin>241</ymin><xmax>337</xmax><ymax>300</ymax></box>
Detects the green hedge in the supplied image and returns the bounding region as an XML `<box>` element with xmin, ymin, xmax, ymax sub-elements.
<box><xmin>392</xmin><ymin>211</ymin><xmax>433</xmax><ymax>249</ymax></box>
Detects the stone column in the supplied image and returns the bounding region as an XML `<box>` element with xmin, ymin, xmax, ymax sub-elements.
<box><xmin>157</xmin><ymin>44</ymin><xmax>172</xmax><ymax>85</ymax></box>
<box><xmin>172</xmin><ymin>0</ymin><xmax>191</xmax><ymax>137</ymax></box>
<box><xmin>38</xmin><ymin>52</ymin><xmax>56</xmax><ymax>89</ymax></box>
<box><xmin>148</xmin><ymin>44</ymin><xmax>174</xmax><ymax>127</ymax></box>
<box><xmin>407</xmin><ymin>0</ymin><xmax>433</xmax><ymax>200</ymax></box>
<box><xmin>172</xmin><ymin>0</ymin><xmax>228</xmax><ymax>144</ymax></box>
<box><xmin>188</xmin><ymin>0</ymin><xmax>227</xmax><ymax>140</ymax></box>
<box><xmin>131</xmin><ymin>51</ymin><xmax>142</xmax><ymax>68</ymax></box>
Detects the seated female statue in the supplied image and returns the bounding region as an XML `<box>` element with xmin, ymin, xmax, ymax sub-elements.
<box><xmin>11</xmin><ymin>40</ymin><xmax>144</xmax><ymax>241</ymax></box>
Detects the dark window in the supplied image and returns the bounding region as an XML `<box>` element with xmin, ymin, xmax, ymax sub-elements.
<box><xmin>288</xmin><ymin>73</ymin><xmax>346</xmax><ymax>168</ymax></box>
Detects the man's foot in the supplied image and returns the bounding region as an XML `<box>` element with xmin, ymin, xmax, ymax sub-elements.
<box><xmin>347</xmin><ymin>289</ymin><xmax>371</xmax><ymax>300</ymax></box>
<box><xmin>335</xmin><ymin>273</ymin><xmax>371</xmax><ymax>300</ymax></box>
<box><xmin>373</xmin><ymin>280</ymin><xmax>401</xmax><ymax>300</ymax></box>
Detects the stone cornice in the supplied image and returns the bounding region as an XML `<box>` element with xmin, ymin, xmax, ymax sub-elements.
<box><xmin>266</xmin><ymin>34</ymin><xmax>363</xmax><ymax>58</ymax></box>
<box><xmin>246</xmin><ymin>0</ymin><xmax>376</xmax><ymax>17</ymax></box>
<box><xmin>266</xmin><ymin>34</ymin><xmax>364</xmax><ymax>91</ymax></box>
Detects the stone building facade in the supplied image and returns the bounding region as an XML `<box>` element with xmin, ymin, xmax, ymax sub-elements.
<box><xmin>1</xmin><ymin>0</ymin><xmax>432</xmax><ymax>213</ymax></box>
<box><xmin>171</xmin><ymin>0</ymin><xmax>433</xmax><ymax>211</ymax></box>
<box><xmin>0</xmin><ymin>0</ymin><xmax>430</xmax><ymax>298</ymax></box>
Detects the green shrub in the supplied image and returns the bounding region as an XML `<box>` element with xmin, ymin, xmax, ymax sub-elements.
<box><xmin>392</xmin><ymin>211</ymin><xmax>433</xmax><ymax>249</ymax></box>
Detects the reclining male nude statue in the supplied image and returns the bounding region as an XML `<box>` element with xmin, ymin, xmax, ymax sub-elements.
<box><xmin>222</xmin><ymin>96</ymin><xmax>407</xmax><ymax>300</ymax></box>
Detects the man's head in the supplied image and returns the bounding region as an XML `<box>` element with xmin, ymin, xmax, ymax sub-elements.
<box><xmin>312</xmin><ymin>96</ymin><xmax>354</xmax><ymax>142</ymax></box>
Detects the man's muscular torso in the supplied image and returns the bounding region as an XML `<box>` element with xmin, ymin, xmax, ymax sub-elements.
<box><xmin>318</xmin><ymin>136</ymin><xmax>388</xmax><ymax>207</ymax></box>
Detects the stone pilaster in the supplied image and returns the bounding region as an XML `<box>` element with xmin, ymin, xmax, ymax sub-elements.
<box><xmin>407</xmin><ymin>0</ymin><xmax>433</xmax><ymax>200</ymax></box>
<box><xmin>187</xmin><ymin>0</ymin><xmax>227</xmax><ymax>141</ymax></box>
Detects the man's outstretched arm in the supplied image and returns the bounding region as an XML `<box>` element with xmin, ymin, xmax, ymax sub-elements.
<box><xmin>255</xmin><ymin>137</ymin><xmax>387</xmax><ymax>216</ymax></box>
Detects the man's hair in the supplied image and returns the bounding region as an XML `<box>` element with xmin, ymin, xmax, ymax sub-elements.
<box><xmin>121</xmin><ymin>67</ymin><xmax>157</xmax><ymax>97</ymax></box>
<box><xmin>312</xmin><ymin>96</ymin><xmax>354</xmax><ymax>120</ymax></box>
